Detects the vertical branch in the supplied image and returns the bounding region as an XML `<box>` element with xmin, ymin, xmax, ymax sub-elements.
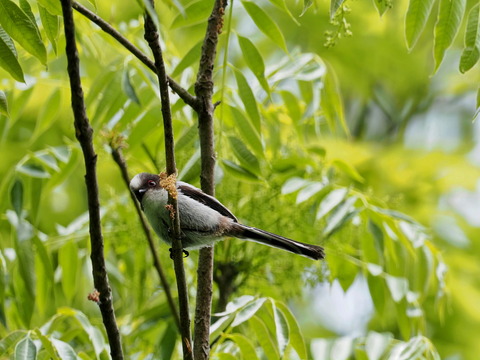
<box><xmin>59</xmin><ymin>0</ymin><xmax>124</xmax><ymax>359</ymax></box>
<box><xmin>110</xmin><ymin>143</ymin><xmax>180</xmax><ymax>331</ymax></box>
<box><xmin>193</xmin><ymin>1</ymin><xmax>228</xmax><ymax>359</ymax></box>
<box><xmin>143</xmin><ymin>4</ymin><xmax>193</xmax><ymax>360</ymax></box>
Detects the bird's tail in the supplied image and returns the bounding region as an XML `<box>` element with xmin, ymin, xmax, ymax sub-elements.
<box><xmin>231</xmin><ymin>224</ymin><xmax>325</xmax><ymax>261</ymax></box>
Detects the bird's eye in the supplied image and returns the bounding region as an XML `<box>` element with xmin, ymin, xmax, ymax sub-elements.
<box><xmin>147</xmin><ymin>180</ymin><xmax>156</xmax><ymax>187</ymax></box>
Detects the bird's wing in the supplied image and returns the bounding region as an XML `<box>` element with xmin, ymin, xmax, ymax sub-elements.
<box><xmin>177</xmin><ymin>182</ymin><xmax>238</xmax><ymax>222</ymax></box>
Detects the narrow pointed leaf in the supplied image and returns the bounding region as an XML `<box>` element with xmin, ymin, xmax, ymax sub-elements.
<box><xmin>460</xmin><ymin>3</ymin><xmax>480</xmax><ymax>73</ymax></box>
<box><xmin>0</xmin><ymin>0</ymin><xmax>46</xmax><ymax>64</ymax></box>
<box><xmin>330</xmin><ymin>0</ymin><xmax>346</xmax><ymax>18</ymax></box>
<box><xmin>237</xmin><ymin>35</ymin><xmax>269</xmax><ymax>93</ymax></box>
<box><xmin>373</xmin><ymin>0</ymin><xmax>392</xmax><ymax>16</ymax></box>
<box><xmin>316</xmin><ymin>188</ymin><xmax>348</xmax><ymax>220</ymax></box>
<box><xmin>275</xmin><ymin>302</ymin><xmax>307</xmax><ymax>359</ymax></box>
<box><xmin>0</xmin><ymin>28</ymin><xmax>24</xmax><ymax>82</ymax></box>
<box><xmin>321</xmin><ymin>63</ymin><xmax>348</xmax><ymax>135</ymax></box>
<box><xmin>242</xmin><ymin>1</ymin><xmax>288</xmax><ymax>52</ymax></box>
<box><xmin>228</xmin><ymin>136</ymin><xmax>261</xmax><ymax>176</ymax></box>
<box><xmin>10</xmin><ymin>178</ymin><xmax>23</xmax><ymax>217</ymax></box>
<box><xmin>171</xmin><ymin>40</ymin><xmax>202</xmax><ymax>77</ymax></box>
<box><xmin>267</xmin><ymin>0</ymin><xmax>300</xmax><ymax>25</ymax></box>
<box><xmin>233</xmin><ymin>67</ymin><xmax>261</xmax><ymax>131</ymax></box>
<box><xmin>36</xmin><ymin>0</ymin><xmax>62</xmax><ymax>16</ymax></box>
<box><xmin>434</xmin><ymin>0</ymin><xmax>466</xmax><ymax>72</ymax></box>
<box><xmin>405</xmin><ymin>0</ymin><xmax>435</xmax><ymax>50</ymax></box>
<box><xmin>0</xmin><ymin>90</ymin><xmax>8</xmax><ymax>115</ymax></box>
<box><xmin>38</xmin><ymin>5</ymin><xmax>58</xmax><ymax>54</ymax></box>
<box><xmin>300</xmin><ymin>0</ymin><xmax>313</xmax><ymax>17</ymax></box>
<box><xmin>122</xmin><ymin>69</ymin><xmax>140</xmax><ymax>104</ymax></box>
<box><xmin>225</xmin><ymin>334</ymin><xmax>259</xmax><ymax>360</ymax></box>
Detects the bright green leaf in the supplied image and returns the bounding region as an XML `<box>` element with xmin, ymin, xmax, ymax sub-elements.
<box><xmin>171</xmin><ymin>0</ymin><xmax>211</xmax><ymax>29</ymax></box>
<box><xmin>14</xmin><ymin>337</ymin><xmax>37</xmax><ymax>360</ymax></box>
<box><xmin>405</xmin><ymin>0</ymin><xmax>435</xmax><ymax>50</ymax></box>
<box><xmin>233</xmin><ymin>67</ymin><xmax>261</xmax><ymax>131</ymax></box>
<box><xmin>330</xmin><ymin>0</ymin><xmax>346</xmax><ymax>18</ymax></box>
<box><xmin>300</xmin><ymin>0</ymin><xmax>313</xmax><ymax>17</ymax></box>
<box><xmin>275</xmin><ymin>302</ymin><xmax>307</xmax><ymax>359</ymax></box>
<box><xmin>373</xmin><ymin>0</ymin><xmax>392</xmax><ymax>16</ymax></box>
<box><xmin>228</xmin><ymin>105</ymin><xmax>263</xmax><ymax>156</ymax></box>
<box><xmin>36</xmin><ymin>0</ymin><xmax>62</xmax><ymax>16</ymax></box>
<box><xmin>332</xmin><ymin>159</ymin><xmax>364</xmax><ymax>183</ymax></box>
<box><xmin>272</xmin><ymin>304</ymin><xmax>289</xmax><ymax>357</ymax></box>
<box><xmin>122</xmin><ymin>68</ymin><xmax>140</xmax><ymax>105</ymax></box>
<box><xmin>59</xmin><ymin>240</ymin><xmax>79</xmax><ymax>302</ymax></box>
<box><xmin>267</xmin><ymin>0</ymin><xmax>300</xmax><ymax>25</ymax></box>
<box><xmin>249</xmin><ymin>316</ymin><xmax>279</xmax><ymax>360</ymax></box>
<box><xmin>237</xmin><ymin>35</ymin><xmax>269</xmax><ymax>93</ymax></box>
<box><xmin>225</xmin><ymin>334</ymin><xmax>259</xmax><ymax>360</ymax></box>
<box><xmin>296</xmin><ymin>181</ymin><xmax>327</xmax><ymax>204</ymax></box>
<box><xmin>51</xmin><ymin>339</ymin><xmax>77</xmax><ymax>360</ymax></box>
<box><xmin>228</xmin><ymin>136</ymin><xmax>261</xmax><ymax>176</ymax></box>
<box><xmin>460</xmin><ymin>3</ymin><xmax>480</xmax><ymax>73</ymax></box>
<box><xmin>434</xmin><ymin>0</ymin><xmax>466</xmax><ymax>72</ymax></box>
<box><xmin>0</xmin><ymin>331</ymin><xmax>27</xmax><ymax>356</ymax></box>
<box><xmin>316</xmin><ymin>187</ymin><xmax>348</xmax><ymax>220</ymax></box>
<box><xmin>171</xmin><ymin>40</ymin><xmax>202</xmax><ymax>78</ymax></box>
<box><xmin>38</xmin><ymin>5</ymin><xmax>58</xmax><ymax>54</ymax></box>
<box><xmin>0</xmin><ymin>0</ymin><xmax>47</xmax><ymax>64</ymax></box>
<box><xmin>231</xmin><ymin>297</ymin><xmax>267</xmax><ymax>327</ymax></box>
<box><xmin>321</xmin><ymin>62</ymin><xmax>348</xmax><ymax>135</ymax></box>
<box><xmin>10</xmin><ymin>178</ymin><xmax>23</xmax><ymax>217</ymax></box>
<box><xmin>0</xmin><ymin>28</ymin><xmax>24</xmax><ymax>82</ymax></box>
<box><xmin>221</xmin><ymin>159</ymin><xmax>261</xmax><ymax>182</ymax></box>
<box><xmin>242</xmin><ymin>1</ymin><xmax>288</xmax><ymax>53</ymax></box>
<box><xmin>323</xmin><ymin>196</ymin><xmax>357</xmax><ymax>236</ymax></box>
<box><xmin>281</xmin><ymin>177</ymin><xmax>310</xmax><ymax>194</ymax></box>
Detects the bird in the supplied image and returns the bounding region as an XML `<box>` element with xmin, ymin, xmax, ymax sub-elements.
<box><xmin>129</xmin><ymin>172</ymin><xmax>325</xmax><ymax>260</ymax></box>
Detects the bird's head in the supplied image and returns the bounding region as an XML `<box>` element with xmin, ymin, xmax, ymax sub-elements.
<box><xmin>129</xmin><ymin>172</ymin><xmax>161</xmax><ymax>203</ymax></box>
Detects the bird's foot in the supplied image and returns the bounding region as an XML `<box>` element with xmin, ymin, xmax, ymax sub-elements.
<box><xmin>169</xmin><ymin>248</ymin><xmax>189</xmax><ymax>259</ymax></box>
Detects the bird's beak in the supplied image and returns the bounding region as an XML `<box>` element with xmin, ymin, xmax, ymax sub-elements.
<box><xmin>134</xmin><ymin>188</ymin><xmax>147</xmax><ymax>203</ymax></box>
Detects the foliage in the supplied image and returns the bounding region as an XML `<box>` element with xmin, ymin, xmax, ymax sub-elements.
<box><xmin>0</xmin><ymin>0</ymin><xmax>479</xmax><ymax>359</ymax></box>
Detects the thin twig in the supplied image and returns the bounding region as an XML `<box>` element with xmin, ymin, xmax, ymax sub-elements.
<box><xmin>110</xmin><ymin>143</ymin><xmax>181</xmax><ymax>331</ymax></box>
<box><xmin>71</xmin><ymin>1</ymin><xmax>198</xmax><ymax>110</ymax></box>
<box><xmin>144</xmin><ymin>4</ymin><xmax>193</xmax><ymax>360</ymax></box>
<box><xmin>59</xmin><ymin>0</ymin><xmax>124</xmax><ymax>359</ymax></box>
<box><xmin>193</xmin><ymin>1</ymin><xmax>228</xmax><ymax>359</ymax></box>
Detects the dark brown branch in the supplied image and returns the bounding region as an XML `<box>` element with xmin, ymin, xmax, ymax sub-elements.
<box><xmin>72</xmin><ymin>1</ymin><xmax>198</xmax><ymax>110</ymax></box>
<box><xmin>144</xmin><ymin>4</ymin><xmax>193</xmax><ymax>360</ymax></box>
<box><xmin>110</xmin><ymin>142</ymin><xmax>180</xmax><ymax>331</ymax></box>
<box><xmin>59</xmin><ymin>0</ymin><xmax>124</xmax><ymax>359</ymax></box>
<box><xmin>193</xmin><ymin>1</ymin><xmax>228</xmax><ymax>359</ymax></box>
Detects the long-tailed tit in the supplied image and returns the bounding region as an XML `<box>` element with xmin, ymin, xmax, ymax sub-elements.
<box><xmin>129</xmin><ymin>172</ymin><xmax>325</xmax><ymax>260</ymax></box>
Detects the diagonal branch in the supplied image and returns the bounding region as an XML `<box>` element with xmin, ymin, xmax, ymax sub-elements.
<box><xmin>59</xmin><ymin>0</ymin><xmax>124</xmax><ymax>359</ymax></box>
<box><xmin>110</xmin><ymin>142</ymin><xmax>180</xmax><ymax>332</ymax></box>
<box><xmin>72</xmin><ymin>1</ymin><xmax>198</xmax><ymax>110</ymax></box>
<box><xmin>143</xmin><ymin>4</ymin><xmax>193</xmax><ymax>360</ymax></box>
<box><xmin>193</xmin><ymin>1</ymin><xmax>228</xmax><ymax>359</ymax></box>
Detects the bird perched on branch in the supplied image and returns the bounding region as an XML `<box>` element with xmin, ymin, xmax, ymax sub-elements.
<box><xmin>130</xmin><ymin>172</ymin><xmax>325</xmax><ymax>260</ymax></box>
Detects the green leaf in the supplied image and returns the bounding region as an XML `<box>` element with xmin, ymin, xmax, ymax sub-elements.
<box><xmin>405</xmin><ymin>0</ymin><xmax>435</xmax><ymax>50</ymax></box>
<box><xmin>34</xmin><ymin>329</ymin><xmax>59</xmax><ymax>360</ymax></box>
<box><xmin>171</xmin><ymin>40</ymin><xmax>202</xmax><ymax>78</ymax></box>
<box><xmin>316</xmin><ymin>187</ymin><xmax>348</xmax><ymax>220</ymax></box>
<box><xmin>59</xmin><ymin>240</ymin><xmax>79</xmax><ymax>302</ymax></box>
<box><xmin>170</xmin><ymin>0</ymin><xmax>211</xmax><ymax>28</ymax></box>
<box><xmin>321</xmin><ymin>62</ymin><xmax>348</xmax><ymax>135</ymax></box>
<box><xmin>51</xmin><ymin>339</ymin><xmax>77</xmax><ymax>360</ymax></box>
<box><xmin>267</xmin><ymin>0</ymin><xmax>300</xmax><ymax>25</ymax></box>
<box><xmin>281</xmin><ymin>177</ymin><xmax>310</xmax><ymax>194</ymax></box>
<box><xmin>0</xmin><ymin>90</ymin><xmax>9</xmax><ymax>116</ymax></box>
<box><xmin>249</xmin><ymin>316</ymin><xmax>279</xmax><ymax>360</ymax></box>
<box><xmin>275</xmin><ymin>302</ymin><xmax>307</xmax><ymax>359</ymax></box>
<box><xmin>0</xmin><ymin>27</ymin><xmax>24</xmax><ymax>82</ymax></box>
<box><xmin>0</xmin><ymin>0</ymin><xmax>47</xmax><ymax>64</ymax></box>
<box><xmin>365</xmin><ymin>332</ymin><xmax>392</xmax><ymax>360</ymax></box>
<box><xmin>14</xmin><ymin>336</ymin><xmax>37</xmax><ymax>360</ymax></box>
<box><xmin>33</xmin><ymin>89</ymin><xmax>62</xmax><ymax>140</ymax></box>
<box><xmin>228</xmin><ymin>105</ymin><xmax>263</xmax><ymax>157</ymax></box>
<box><xmin>231</xmin><ymin>297</ymin><xmax>267</xmax><ymax>327</ymax></box>
<box><xmin>323</xmin><ymin>196</ymin><xmax>357</xmax><ymax>236</ymax></box>
<box><xmin>228</xmin><ymin>136</ymin><xmax>261</xmax><ymax>176</ymax></box>
<box><xmin>296</xmin><ymin>181</ymin><xmax>327</xmax><ymax>204</ymax></box>
<box><xmin>242</xmin><ymin>1</ymin><xmax>288</xmax><ymax>53</ymax></box>
<box><xmin>332</xmin><ymin>159</ymin><xmax>364</xmax><ymax>183</ymax></box>
<box><xmin>122</xmin><ymin>68</ymin><xmax>140</xmax><ymax>105</ymax></box>
<box><xmin>460</xmin><ymin>3</ymin><xmax>480</xmax><ymax>73</ymax></box>
<box><xmin>434</xmin><ymin>0</ymin><xmax>466</xmax><ymax>72</ymax></box>
<box><xmin>225</xmin><ymin>334</ymin><xmax>259</xmax><ymax>360</ymax></box>
<box><xmin>0</xmin><ymin>331</ymin><xmax>27</xmax><ymax>356</ymax></box>
<box><xmin>33</xmin><ymin>238</ymin><xmax>54</xmax><ymax>316</ymax></box>
<box><xmin>233</xmin><ymin>67</ymin><xmax>261</xmax><ymax>132</ymax></box>
<box><xmin>385</xmin><ymin>275</ymin><xmax>409</xmax><ymax>302</ymax></box>
<box><xmin>373</xmin><ymin>0</ymin><xmax>392</xmax><ymax>16</ymax></box>
<box><xmin>222</xmin><ymin>159</ymin><xmax>261</xmax><ymax>182</ymax></box>
<box><xmin>19</xmin><ymin>0</ymin><xmax>35</xmax><ymax>25</ymax></box>
<box><xmin>300</xmin><ymin>0</ymin><xmax>313</xmax><ymax>17</ymax></box>
<box><xmin>237</xmin><ymin>35</ymin><xmax>269</xmax><ymax>93</ymax></box>
<box><xmin>10</xmin><ymin>178</ymin><xmax>23</xmax><ymax>217</ymax></box>
<box><xmin>330</xmin><ymin>0</ymin><xmax>346</xmax><ymax>18</ymax></box>
<box><xmin>36</xmin><ymin>0</ymin><xmax>62</xmax><ymax>16</ymax></box>
<box><xmin>38</xmin><ymin>5</ymin><xmax>58</xmax><ymax>54</ymax></box>
<box><xmin>272</xmin><ymin>304</ymin><xmax>289</xmax><ymax>357</ymax></box>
